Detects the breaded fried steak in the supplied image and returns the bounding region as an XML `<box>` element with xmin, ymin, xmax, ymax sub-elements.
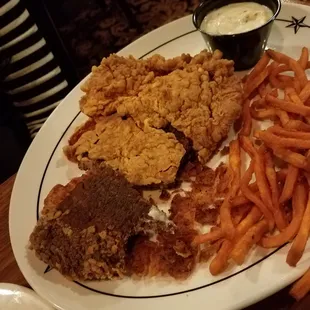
<box><xmin>64</xmin><ymin>50</ymin><xmax>243</xmax><ymax>186</ymax></box>
<box><xmin>29</xmin><ymin>166</ymin><xmax>157</xmax><ymax>280</ymax></box>
<box><xmin>64</xmin><ymin>115</ymin><xmax>185</xmax><ymax>186</ymax></box>
<box><xmin>79</xmin><ymin>50</ymin><xmax>243</xmax><ymax>163</ymax></box>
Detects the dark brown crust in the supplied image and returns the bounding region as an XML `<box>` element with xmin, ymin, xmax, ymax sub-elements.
<box><xmin>57</xmin><ymin>168</ymin><xmax>151</xmax><ymax>232</ymax></box>
<box><xmin>29</xmin><ymin>165</ymin><xmax>153</xmax><ymax>280</ymax></box>
<box><xmin>171</xmin><ymin>163</ymin><xmax>230</xmax><ymax>226</ymax></box>
<box><xmin>127</xmin><ymin>230</ymin><xmax>198</xmax><ymax>280</ymax></box>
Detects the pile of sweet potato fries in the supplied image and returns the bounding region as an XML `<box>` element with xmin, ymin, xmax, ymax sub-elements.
<box><xmin>193</xmin><ymin>47</ymin><xmax>310</xmax><ymax>301</ymax></box>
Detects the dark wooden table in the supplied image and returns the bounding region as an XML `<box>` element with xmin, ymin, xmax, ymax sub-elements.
<box><xmin>2</xmin><ymin>0</ymin><xmax>310</xmax><ymax>308</ymax></box>
<box><xmin>0</xmin><ymin>175</ymin><xmax>28</xmax><ymax>287</ymax></box>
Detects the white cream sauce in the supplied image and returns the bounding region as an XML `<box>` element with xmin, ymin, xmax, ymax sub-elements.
<box><xmin>201</xmin><ymin>2</ymin><xmax>273</xmax><ymax>35</ymax></box>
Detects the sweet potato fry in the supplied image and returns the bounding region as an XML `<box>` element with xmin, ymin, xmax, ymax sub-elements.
<box><xmin>254</xmin><ymin>146</ymin><xmax>273</xmax><ymax>211</ymax></box>
<box><xmin>231</xmin><ymin>182</ymin><xmax>260</xmax><ymax>208</ymax></box>
<box><xmin>272</xmin><ymin>148</ymin><xmax>310</xmax><ymax>172</ymax></box>
<box><xmin>257</xmin><ymin>130</ymin><xmax>310</xmax><ymax>149</ymax></box>
<box><xmin>193</xmin><ymin>203</ymin><xmax>252</xmax><ymax>246</ymax></box>
<box><xmin>220</xmin><ymin>140</ymin><xmax>241</xmax><ymax>239</ymax></box>
<box><xmin>289</xmin><ymin>59</ymin><xmax>308</xmax><ymax>88</ymax></box>
<box><xmin>236</xmin><ymin>206</ymin><xmax>262</xmax><ymax>238</ymax></box>
<box><xmin>284</xmin><ymin>88</ymin><xmax>290</xmax><ymax>101</ymax></box>
<box><xmin>278</xmin><ymin>75</ymin><xmax>294</xmax><ymax>83</ymax></box>
<box><xmin>240</xmin><ymin>100</ymin><xmax>252</xmax><ymax>136</ymax></box>
<box><xmin>286</xmin><ymin>86</ymin><xmax>310</xmax><ymax>124</ymax></box>
<box><xmin>251</xmin><ymin>98</ymin><xmax>266</xmax><ymax>110</ymax></box>
<box><xmin>232</xmin><ymin>204</ymin><xmax>252</xmax><ymax>225</ymax></box>
<box><xmin>231</xmin><ymin>219</ymin><xmax>268</xmax><ymax>265</ymax></box>
<box><xmin>300</xmin><ymin>81</ymin><xmax>310</xmax><ymax>103</ymax></box>
<box><xmin>250</xmin><ymin>98</ymin><xmax>277</xmax><ymax>120</ymax></box>
<box><xmin>249</xmin><ymin>181</ymin><xmax>259</xmax><ymax>192</ymax></box>
<box><xmin>270</xmin><ymin>74</ymin><xmax>293</xmax><ymax>90</ymax></box>
<box><xmin>286</xmin><ymin>193</ymin><xmax>310</xmax><ymax>266</ymax></box>
<box><xmin>192</xmin><ymin>228</ymin><xmax>224</xmax><ymax>245</ymax></box>
<box><xmin>272</xmin><ymin>64</ymin><xmax>290</xmax><ymax>76</ymax></box>
<box><xmin>304</xmin><ymin>171</ymin><xmax>310</xmax><ymax>186</ymax></box>
<box><xmin>265</xmin><ymin>82</ymin><xmax>273</xmax><ymax>94</ymax></box>
<box><xmin>250</xmin><ymin>107</ymin><xmax>277</xmax><ymax>120</ymax></box>
<box><xmin>240</xmin><ymin>162</ymin><xmax>274</xmax><ymax>230</ymax></box>
<box><xmin>242</xmin><ymin>74</ymin><xmax>249</xmax><ymax>83</ymax></box>
<box><xmin>220</xmin><ymin>195</ymin><xmax>235</xmax><ymax>240</ymax></box>
<box><xmin>277</xmin><ymin>168</ymin><xmax>288</xmax><ymax>182</ymax></box>
<box><xmin>270</xmin><ymin>88</ymin><xmax>279</xmax><ymax>97</ymax></box>
<box><xmin>267</xmin><ymin>49</ymin><xmax>292</xmax><ymax>65</ymax></box>
<box><xmin>241</xmin><ymin>160</ymin><xmax>254</xmax><ymax>185</ymax></box>
<box><xmin>239</xmin><ymin>136</ymin><xmax>257</xmax><ymax>158</ymax></box>
<box><xmin>290</xmin><ymin>268</ymin><xmax>310</xmax><ymax>301</ymax></box>
<box><xmin>264</xmin><ymin>150</ymin><xmax>287</xmax><ymax>230</ymax></box>
<box><xmin>268</xmin><ymin>60</ymin><xmax>279</xmax><ymax>71</ymax></box>
<box><xmin>293</xmin><ymin>79</ymin><xmax>302</xmax><ymax>94</ymax></box>
<box><xmin>269</xmin><ymin>73</ymin><xmax>293</xmax><ymax>90</ymax></box>
<box><xmin>231</xmin><ymin>195</ymin><xmax>250</xmax><ymax>207</ymax></box>
<box><xmin>209</xmin><ymin>240</ymin><xmax>233</xmax><ymax>275</ymax></box>
<box><xmin>285</xmin><ymin>120</ymin><xmax>310</xmax><ymax>132</ymax></box>
<box><xmin>246</xmin><ymin>52</ymin><xmax>270</xmax><ymax>85</ymax></box>
<box><xmin>269</xmin><ymin>74</ymin><xmax>286</xmax><ymax>89</ymax></box>
<box><xmin>287</xmin><ymin>87</ymin><xmax>304</xmax><ymax>106</ymax></box>
<box><xmin>248</xmin><ymin>90</ymin><xmax>259</xmax><ymax>100</ymax></box>
<box><xmin>261</xmin><ymin>182</ymin><xmax>307</xmax><ymax>248</ymax></box>
<box><xmin>299</xmin><ymin>47</ymin><xmax>309</xmax><ymax>70</ymax></box>
<box><xmin>278</xmin><ymin>75</ymin><xmax>294</xmax><ymax>88</ymax></box>
<box><xmin>244</xmin><ymin>67</ymin><xmax>270</xmax><ymax>99</ymax></box>
<box><xmin>269</xmin><ymin>125</ymin><xmax>310</xmax><ymax>139</ymax></box>
<box><xmin>276</xmin><ymin>110</ymin><xmax>290</xmax><ymax>126</ymax></box>
<box><xmin>266</xmin><ymin>94</ymin><xmax>310</xmax><ymax>117</ymax></box>
<box><xmin>229</xmin><ymin>139</ymin><xmax>241</xmax><ymax>196</ymax></box>
<box><xmin>258</xmin><ymin>82</ymin><xmax>267</xmax><ymax>97</ymax></box>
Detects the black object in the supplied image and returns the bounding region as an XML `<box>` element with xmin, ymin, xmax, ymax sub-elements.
<box><xmin>192</xmin><ymin>0</ymin><xmax>281</xmax><ymax>70</ymax></box>
<box><xmin>0</xmin><ymin>92</ymin><xmax>31</xmax><ymax>183</ymax></box>
<box><xmin>0</xmin><ymin>50</ymin><xmax>30</xmax><ymax>182</ymax></box>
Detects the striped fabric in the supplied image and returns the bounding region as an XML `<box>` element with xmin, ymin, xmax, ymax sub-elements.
<box><xmin>0</xmin><ymin>0</ymin><xmax>70</xmax><ymax>138</ymax></box>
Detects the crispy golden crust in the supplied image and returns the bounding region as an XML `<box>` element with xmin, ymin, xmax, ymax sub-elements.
<box><xmin>176</xmin><ymin>162</ymin><xmax>230</xmax><ymax>226</ymax></box>
<box><xmin>116</xmin><ymin>52</ymin><xmax>242</xmax><ymax>162</ymax></box>
<box><xmin>64</xmin><ymin>115</ymin><xmax>185</xmax><ymax>185</ymax></box>
<box><xmin>80</xmin><ymin>53</ymin><xmax>193</xmax><ymax>117</ymax></box>
<box><xmin>79</xmin><ymin>50</ymin><xmax>243</xmax><ymax>163</ymax></box>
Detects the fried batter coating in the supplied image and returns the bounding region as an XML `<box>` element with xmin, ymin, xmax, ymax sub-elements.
<box><xmin>79</xmin><ymin>50</ymin><xmax>243</xmax><ymax>163</ymax></box>
<box><xmin>64</xmin><ymin>115</ymin><xmax>185</xmax><ymax>185</ymax></box>
<box><xmin>80</xmin><ymin>53</ymin><xmax>192</xmax><ymax>116</ymax></box>
<box><xmin>29</xmin><ymin>166</ymin><xmax>153</xmax><ymax>281</ymax></box>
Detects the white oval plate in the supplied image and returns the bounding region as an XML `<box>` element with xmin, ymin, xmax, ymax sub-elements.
<box><xmin>9</xmin><ymin>3</ymin><xmax>310</xmax><ymax>310</ymax></box>
<box><xmin>0</xmin><ymin>283</ymin><xmax>53</xmax><ymax>310</ymax></box>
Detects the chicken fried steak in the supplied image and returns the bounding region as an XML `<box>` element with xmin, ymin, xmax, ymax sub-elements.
<box><xmin>80</xmin><ymin>53</ymin><xmax>193</xmax><ymax>117</ymax></box>
<box><xmin>79</xmin><ymin>50</ymin><xmax>243</xmax><ymax>163</ymax></box>
<box><xmin>29</xmin><ymin>166</ymin><xmax>162</xmax><ymax>280</ymax></box>
<box><xmin>64</xmin><ymin>115</ymin><xmax>185</xmax><ymax>186</ymax></box>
